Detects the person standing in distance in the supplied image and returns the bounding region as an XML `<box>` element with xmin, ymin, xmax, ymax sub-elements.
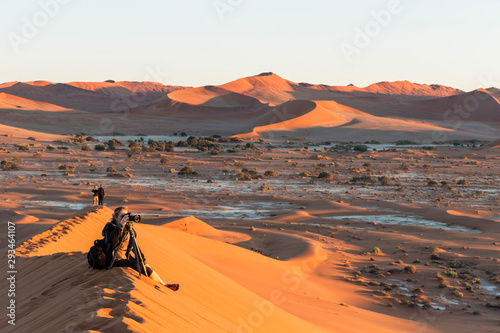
<box><xmin>92</xmin><ymin>185</ymin><xmax>99</xmax><ymax>206</ymax></box>
<box><xmin>98</xmin><ymin>184</ymin><xmax>105</xmax><ymax>206</ymax></box>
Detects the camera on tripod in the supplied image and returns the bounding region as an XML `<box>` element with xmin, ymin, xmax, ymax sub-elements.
<box><xmin>127</xmin><ymin>213</ymin><xmax>141</xmax><ymax>223</ymax></box>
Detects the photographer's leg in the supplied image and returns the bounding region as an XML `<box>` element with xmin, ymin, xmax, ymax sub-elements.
<box><xmin>145</xmin><ymin>264</ymin><xmax>165</xmax><ymax>284</ymax></box>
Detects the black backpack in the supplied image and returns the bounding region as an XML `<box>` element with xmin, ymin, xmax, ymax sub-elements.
<box><xmin>87</xmin><ymin>238</ymin><xmax>108</xmax><ymax>269</ymax></box>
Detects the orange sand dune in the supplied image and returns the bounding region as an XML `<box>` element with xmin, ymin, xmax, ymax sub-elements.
<box><xmin>2</xmin><ymin>207</ymin><xmax>431</xmax><ymax>332</ymax></box>
<box><xmin>239</xmin><ymin>98</ymin><xmax>458</xmax><ymax>140</ymax></box>
<box><xmin>0</xmin><ymin>123</ymin><xmax>69</xmax><ymax>140</ymax></box>
<box><xmin>162</xmin><ymin>215</ymin><xmax>250</xmax><ymax>243</ymax></box>
<box><xmin>1</xmin><ymin>74</ymin><xmax>498</xmax><ymax>140</ymax></box>
<box><xmin>67</xmin><ymin>81</ymin><xmax>185</xmax><ymax>96</ymax></box>
<box><xmin>0</xmin><ymin>81</ymin><xmax>19</xmax><ymax>89</ymax></box>
<box><xmin>304</xmin><ymin>80</ymin><xmax>463</xmax><ymax>97</ymax></box>
<box><xmin>168</xmin><ymin>85</ymin><xmax>263</xmax><ymax>107</ymax></box>
<box><xmin>0</xmin><ymin>92</ymin><xmax>72</xmax><ymax>111</ymax></box>
<box><xmin>484</xmin><ymin>138</ymin><xmax>500</xmax><ymax>148</ymax></box>
<box><xmin>242</xmin><ymin>101</ymin><xmax>349</xmax><ymax>137</ymax></box>
<box><xmin>407</xmin><ymin>89</ymin><xmax>500</xmax><ymax>122</ymax></box>
<box><xmin>219</xmin><ymin>73</ymin><xmax>349</xmax><ymax>106</ymax></box>
<box><xmin>0</xmin><ymin>81</ymin><xmax>176</xmax><ymax>113</ymax></box>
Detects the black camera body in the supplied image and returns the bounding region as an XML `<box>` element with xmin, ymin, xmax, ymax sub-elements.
<box><xmin>127</xmin><ymin>213</ymin><xmax>141</xmax><ymax>223</ymax></box>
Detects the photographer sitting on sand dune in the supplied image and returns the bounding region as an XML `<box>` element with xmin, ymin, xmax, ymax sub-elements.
<box><xmin>103</xmin><ymin>206</ymin><xmax>179</xmax><ymax>291</ymax></box>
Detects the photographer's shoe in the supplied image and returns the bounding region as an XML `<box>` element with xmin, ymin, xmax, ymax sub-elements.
<box><xmin>166</xmin><ymin>284</ymin><xmax>179</xmax><ymax>291</ymax></box>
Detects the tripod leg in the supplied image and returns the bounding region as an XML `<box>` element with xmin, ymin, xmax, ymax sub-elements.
<box><xmin>130</xmin><ymin>232</ymin><xmax>148</xmax><ymax>277</ymax></box>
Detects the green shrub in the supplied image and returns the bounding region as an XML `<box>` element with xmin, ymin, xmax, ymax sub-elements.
<box><xmin>15</xmin><ymin>144</ymin><xmax>29</xmax><ymax>151</ymax></box>
<box><xmin>351</xmin><ymin>174</ymin><xmax>375</xmax><ymax>184</ymax></box>
<box><xmin>441</xmin><ymin>270</ymin><xmax>458</xmax><ymax>278</ymax></box>
<box><xmin>427</xmin><ymin>179</ymin><xmax>438</xmax><ymax>186</ymax></box>
<box><xmin>405</xmin><ymin>265</ymin><xmax>417</xmax><ymax>274</ymax></box>
<box><xmin>1</xmin><ymin>160</ymin><xmax>19</xmax><ymax>170</ymax></box>
<box><xmin>179</xmin><ymin>166</ymin><xmax>197</xmax><ymax>176</ymax></box>
<box><xmin>107</xmin><ymin>166</ymin><xmax>118</xmax><ymax>174</ymax></box>
<box><xmin>264</xmin><ymin>170</ymin><xmax>277</xmax><ymax>177</ymax></box>
<box><xmin>236</xmin><ymin>172</ymin><xmax>252</xmax><ymax>180</ymax></box>
<box><xmin>59</xmin><ymin>165</ymin><xmax>75</xmax><ymax>171</ymax></box>
<box><xmin>81</xmin><ymin>144</ymin><xmax>91</xmax><ymax>151</ymax></box>
<box><xmin>353</xmin><ymin>145</ymin><xmax>368</xmax><ymax>152</ymax></box>
<box><xmin>378</xmin><ymin>176</ymin><xmax>390</xmax><ymax>185</ymax></box>
<box><xmin>260</xmin><ymin>184</ymin><xmax>272</xmax><ymax>191</ymax></box>
<box><xmin>318</xmin><ymin>171</ymin><xmax>333</xmax><ymax>179</ymax></box>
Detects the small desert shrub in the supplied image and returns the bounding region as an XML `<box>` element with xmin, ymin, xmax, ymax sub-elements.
<box><xmin>427</xmin><ymin>179</ymin><xmax>439</xmax><ymax>186</ymax></box>
<box><xmin>457</xmin><ymin>179</ymin><xmax>469</xmax><ymax>186</ymax></box>
<box><xmin>452</xmin><ymin>289</ymin><xmax>464</xmax><ymax>297</ymax></box>
<box><xmin>236</xmin><ymin>172</ymin><xmax>252</xmax><ymax>180</ymax></box>
<box><xmin>242</xmin><ymin>168</ymin><xmax>257</xmax><ymax>175</ymax></box>
<box><xmin>372</xmin><ymin>247</ymin><xmax>383</xmax><ymax>255</ymax></box>
<box><xmin>400</xmin><ymin>163</ymin><xmax>410</xmax><ymax>171</ymax></box>
<box><xmin>160</xmin><ymin>157</ymin><xmax>169</xmax><ymax>165</ymax></box>
<box><xmin>107</xmin><ymin>166</ymin><xmax>118</xmax><ymax>174</ymax></box>
<box><xmin>353</xmin><ymin>145</ymin><xmax>368</xmax><ymax>152</ymax></box>
<box><xmin>260</xmin><ymin>184</ymin><xmax>272</xmax><ymax>191</ymax></box>
<box><xmin>405</xmin><ymin>265</ymin><xmax>417</xmax><ymax>274</ymax></box>
<box><xmin>378</xmin><ymin>176</ymin><xmax>390</xmax><ymax>185</ymax></box>
<box><xmin>441</xmin><ymin>270</ymin><xmax>458</xmax><ymax>278</ymax></box>
<box><xmin>15</xmin><ymin>144</ymin><xmax>29</xmax><ymax>151</ymax></box>
<box><xmin>59</xmin><ymin>164</ymin><xmax>75</xmax><ymax>171</ymax></box>
<box><xmin>264</xmin><ymin>170</ymin><xmax>277</xmax><ymax>177</ymax></box>
<box><xmin>351</xmin><ymin>174</ymin><xmax>375</xmax><ymax>184</ymax></box>
<box><xmin>179</xmin><ymin>166</ymin><xmax>197</xmax><ymax>176</ymax></box>
<box><xmin>423</xmin><ymin>164</ymin><xmax>431</xmax><ymax>171</ymax></box>
<box><xmin>430</xmin><ymin>254</ymin><xmax>441</xmax><ymax>260</ymax></box>
<box><xmin>28</xmin><ymin>136</ymin><xmax>39</xmax><ymax>141</ymax></box>
<box><xmin>318</xmin><ymin>171</ymin><xmax>333</xmax><ymax>180</ymax></box>
<box><xmin>1</xmin><ymin>160</ymin><xmax>19</xmax><ymax>170</ymax></box>
<box><xmin>81</xmin><ymin>144</ymin><xmax>91</xmax><ymax>151</ymax></box>
<box><xmin>94</xmin><ymin>144</ymin><xmax>106</xmax><ymax>151</ymax></box>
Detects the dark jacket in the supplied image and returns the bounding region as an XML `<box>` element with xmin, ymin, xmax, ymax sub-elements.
<box><xmin>98</xmin><ymin>187</ymin><xmax>105</xmax><ymax>197</ymax></box>
<box><xmin>102</xmin><ymin>222</ymin><xmax>134</xmax><ymax>261</ymax></box>
<box><xmin>92</xmin><ymin>189</ymin><xmax>98</xmax><ymax>197</ymax></box>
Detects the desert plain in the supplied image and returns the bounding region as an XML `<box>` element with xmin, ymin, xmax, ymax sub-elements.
<box><xmin>0</xmin><ymin>73</ymin><xmax>499</xmax><ymax>332</ymax></box>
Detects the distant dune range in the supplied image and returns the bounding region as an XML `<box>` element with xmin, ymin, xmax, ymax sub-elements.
<box><xmin>0</xmin><ymin>73</ymin><xmax>498</xmax><ymax>142</ymax></box>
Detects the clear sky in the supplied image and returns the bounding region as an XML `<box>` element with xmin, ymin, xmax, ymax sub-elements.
<box><xmin>1</xmin><ymin>0</ymin><xmax>499</xmax><ymax>91</ymax></box>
